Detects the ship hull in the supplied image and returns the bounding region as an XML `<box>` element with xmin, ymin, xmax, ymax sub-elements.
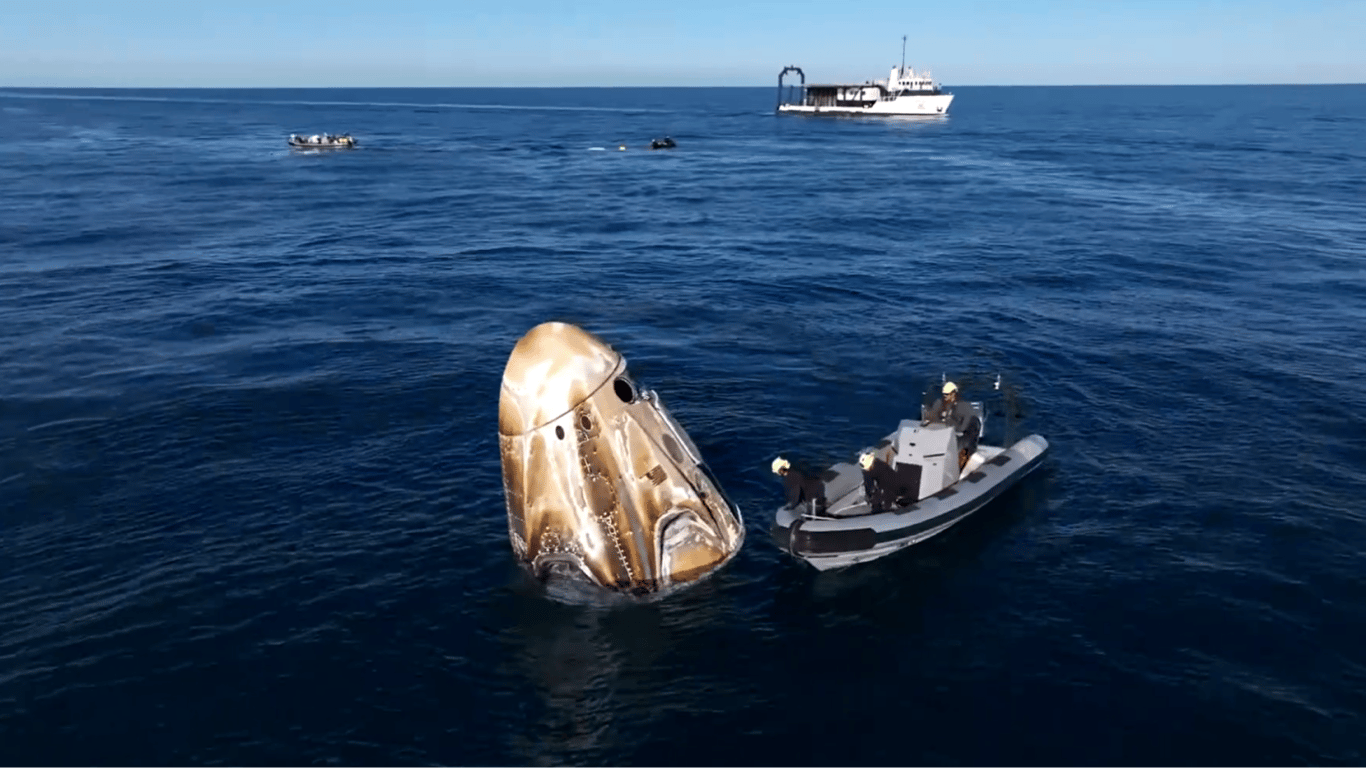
<box><xmin>778</xmin><ymin>93</ymin><xmax>954</xmax><ymax>116</ymax></box>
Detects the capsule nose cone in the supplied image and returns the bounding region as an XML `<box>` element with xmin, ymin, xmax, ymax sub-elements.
<box><xmin>499</xmin><ymin>322</ymin><xmax>623</xmax><ymax>436</ymax></box>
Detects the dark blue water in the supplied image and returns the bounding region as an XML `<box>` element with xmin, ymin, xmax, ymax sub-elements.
<box><xmin>3</xmin><ymin>85</ymin><xmax>1366</xmax><ymax>766</ymax></box>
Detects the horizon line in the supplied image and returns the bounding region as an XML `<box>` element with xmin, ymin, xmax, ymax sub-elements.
<box><xmin>5</xmin><ymin>82</ymin><xmax>1365</xmax><ymax>89</ymax></box>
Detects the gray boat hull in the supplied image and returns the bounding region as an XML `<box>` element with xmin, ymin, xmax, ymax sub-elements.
<box><xmin>771</xmin><ymin>430</ymin><xmax>1048</xmax><ymax>571</ymax></box>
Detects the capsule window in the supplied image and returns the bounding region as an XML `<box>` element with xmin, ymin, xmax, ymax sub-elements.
<box><xmin>579</xmin><ymin>414</ymin><xmax>592</xmax><ymax>431</ymax></box>
<box><xmin>661</xmin><ymin>433</ymin><xmax>683</xmax><ymax>463</ymax></box>
<box><xmin>613</xmin><ymin>377</ymin><xmax>635</xmax><ymax>404</ymax></box>
<box><xmin>555</xmin><ymin>425</ymin><xmax>565</xmax><ymax>440</ymax></box>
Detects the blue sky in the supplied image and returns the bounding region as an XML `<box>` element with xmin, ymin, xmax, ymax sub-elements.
<box><xmin>2</xmin><ymin>0</ymin><xmax>1362</xmax><ymax>87</ymax></box>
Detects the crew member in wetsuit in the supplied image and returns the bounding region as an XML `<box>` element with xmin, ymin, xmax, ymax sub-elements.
<box><xmin>922</xmin><ymin>381</ymin><xmax>981</xmax><ymax>470</ymax></box>
<box><xmin>859</xmin><ymin>451</ymin><xmax>907</xmax><ymax>513</ymax></box>
<box><xmin>771</xmin><ymin>456</ymin><xmax>826</xmax><ymax>514</ymax></box>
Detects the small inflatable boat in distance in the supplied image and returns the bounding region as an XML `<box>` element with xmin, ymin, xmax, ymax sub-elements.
<box><xmin>288</xmin><ymin>133</ymin><xmax>357</xmax><ymax>149</ymax></box>
<box><xmin>771</xmin><ymin>386</ymin><xmax>1048</xmax><ymax>571</ymax></box>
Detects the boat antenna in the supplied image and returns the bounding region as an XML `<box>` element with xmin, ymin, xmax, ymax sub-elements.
<box><xmin>901</xmin><ymin>35</ymin><xmax>907</xmax><ymax>74</ymax></box>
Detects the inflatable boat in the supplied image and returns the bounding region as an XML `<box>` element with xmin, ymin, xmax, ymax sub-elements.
<box><xmin>288</xmin><ymin>133</ymin><xmax>357</xmax><ymax>149</ymax></box>
<box><xmin>770</xmin><ymin>388</ymin><xmax>1048</xmax><ymax>571</ymax></box>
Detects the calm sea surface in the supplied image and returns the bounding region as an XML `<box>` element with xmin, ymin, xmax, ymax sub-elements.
<box><xmin>2</xmin><ymin>85</ymin><xmax>1366</xmax><ymax>766</ymax></box>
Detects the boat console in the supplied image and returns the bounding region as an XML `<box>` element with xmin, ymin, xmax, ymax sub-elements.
<box><xmin>891</xmin><ymin>421</ymin><xmax>959</xmax><ymax>499</ymax></box>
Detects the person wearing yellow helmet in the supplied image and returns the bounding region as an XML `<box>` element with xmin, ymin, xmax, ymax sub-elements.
<box><xmin>923</xmin><ymin>381</ymin><xmax>981</xmax><ymax>469</ymax></box>
<box><xmin>771</xmin><ymin>456</ymin><xmax>826</xmax><ymax>514</ymax></box>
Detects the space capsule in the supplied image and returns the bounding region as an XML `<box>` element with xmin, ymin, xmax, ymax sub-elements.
<box><xmin>498</xmin><ymin>322</ymin><xmax>744</xmax><ymax>594</ymax></box>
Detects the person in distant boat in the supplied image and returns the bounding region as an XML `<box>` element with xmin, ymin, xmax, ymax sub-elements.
<box><xmin>771</xmin><ymin>456</ymin><xmax>826</xmax><ymax>514</ymax></box>
<box><xmin>923</xmin><ymin>381</ymin><xmax>980</xmax><ymax>470</ymax></box>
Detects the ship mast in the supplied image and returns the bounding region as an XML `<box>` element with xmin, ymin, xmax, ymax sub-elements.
<box><xmin>900</xmin><ymin>35</ymin><xmax>907</xmax><ymax>75</ymax></box>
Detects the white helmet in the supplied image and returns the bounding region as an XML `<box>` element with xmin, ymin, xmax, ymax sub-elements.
<box><xmin>942</xmin><ymin>381</ymin><xmax>958</xmax><ymax>395</ymax></box>
<box><xmin>858</xmin><ymin>451</ymin><xmax>875</xmax><ymax>470</ymax></box>
<box><xmin>771</xmin><ymin>456</ymin><xmax>790</xmax><ymax>474</ymax></box>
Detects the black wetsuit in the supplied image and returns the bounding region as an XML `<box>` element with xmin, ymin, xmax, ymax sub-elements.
<box><xmin>782</xmin><ymin>469</ymin><xmax>826</xmax><ymax>512</ymax></box>
<box><xmin>925</xmin><ymin>397</ymin><xmax>981</xmax><ymax>456</ymax></box>
<box><xmin>862</xmin><ymin>457</ymin><xmax>913</xmax><ymax>512</ymax></box>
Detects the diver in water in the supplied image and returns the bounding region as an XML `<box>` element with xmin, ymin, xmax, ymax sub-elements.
<box><xmin>650</xmin><ymin>137</ymin><xmax>676</xmax><ymax>150</ymax></box>
<box><xmin>771</xmin><ymin>456</ymin><xmax>826</xmax><ymax>514</ymax></box>
<box><xmin>923</xmin><ymin>381</ymin><xmax>981</xmax><ymax>469</ymax></box>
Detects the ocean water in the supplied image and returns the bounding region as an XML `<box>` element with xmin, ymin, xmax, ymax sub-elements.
<box><xmin>2</xmin><ymin>84</ymin><xmax>1365</xmax><ymax>766</ymax></box>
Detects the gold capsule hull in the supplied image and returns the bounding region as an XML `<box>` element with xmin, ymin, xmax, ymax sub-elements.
<box><xmin>498</xmin><ymin>322</ymin><xmax>744</xmax><ymax>595</ymax></box>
